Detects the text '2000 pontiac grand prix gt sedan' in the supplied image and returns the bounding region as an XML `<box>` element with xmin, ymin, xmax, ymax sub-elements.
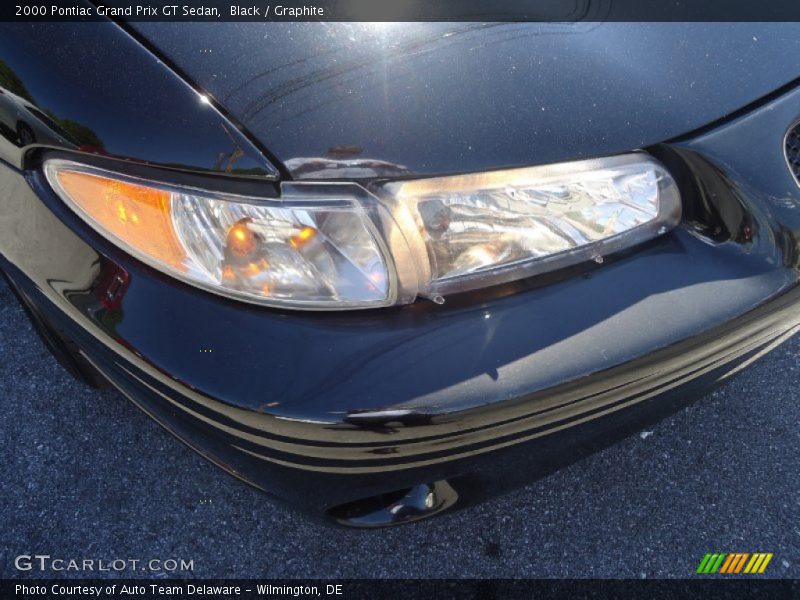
<box><xmin>1</xmin><ymin>17</ymin><xmax>800</xmax><ymax>526</ymax></box>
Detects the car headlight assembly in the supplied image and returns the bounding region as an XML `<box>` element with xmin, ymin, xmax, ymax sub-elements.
<box><xmin>45</xmin><ymin>153</ymin><xmax>680</xmax><ymax>310</ymax></box>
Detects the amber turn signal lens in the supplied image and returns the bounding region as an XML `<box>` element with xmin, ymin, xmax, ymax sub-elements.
<box><xmin>55</xmin><ymin>170</ymin><xmax>186</xmax><ymax>270</ymax></box>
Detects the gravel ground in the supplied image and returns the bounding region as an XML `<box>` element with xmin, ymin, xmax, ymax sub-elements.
<box><xmin>0</xmin><ymin>276</ymin><xmax>798</xmax><ymax>579</ymax></box>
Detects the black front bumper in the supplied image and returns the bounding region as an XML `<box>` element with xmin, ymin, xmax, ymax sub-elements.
<box><xmin>2</xmin><ymin>82</ymin><xmax>800</xmax><ymax>526</ymax></box>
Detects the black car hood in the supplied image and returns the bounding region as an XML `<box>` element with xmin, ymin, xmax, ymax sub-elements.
<box><xmin>131</xmin><ymin>22</ymin><xmax>800</xmax><ymax>179</ymax></box>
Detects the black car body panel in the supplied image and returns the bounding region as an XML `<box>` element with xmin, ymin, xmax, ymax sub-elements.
<box><xmin>131</xmin><ymin>22</ymin><xmax>800</xmax><ymax>178</ymax></box>
<box><xmin>0</xmin><ymin>18</ymin><xmax>277</xmax><ymax>177</ymax></box>
<box><xmin>1</xmin><ymin>18</ymin><xmax>800</xmax><ymax>525</ymax></box>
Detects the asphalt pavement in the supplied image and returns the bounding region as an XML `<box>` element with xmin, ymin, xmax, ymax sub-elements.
<box><xmin>1</xmin><ymin>276</ymin><xmax>798</xmax><ymax>579</ymax></box>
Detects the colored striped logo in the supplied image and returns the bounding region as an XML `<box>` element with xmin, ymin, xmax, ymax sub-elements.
<box><xmin>696</xmin><ymin>553</ymin><xmax>773</xmax><ymax>574</ymax></box>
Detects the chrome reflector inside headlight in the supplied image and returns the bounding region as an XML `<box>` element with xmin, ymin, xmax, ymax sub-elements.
<box><xmin>44</xmin><ymin>161</ymin><xmax>397</xmax><ymax>309</ymax></box>
<box><xmin>170</xmin><ymin>193</ymin><xmax>390</xmax><ymax>305</ymax></box>
<box><xmin>45</xmin><ymin>153</ymin><xmax>680</xmax><ymax>310</ymax></box>
<box><xmin>379</xmin><ymin>153</ymin><xmax>681</xmax><ymax>298</ymax></box>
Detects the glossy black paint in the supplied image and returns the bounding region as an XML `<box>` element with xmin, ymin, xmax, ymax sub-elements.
<box><xmin>131</xmin><ymin>22</ymin><xmax>800</xmax><ymax>179</ymax></box>
<box><xmin>1</xmin><ymin>20</ymin><xmax>800</xmax><ymax>524</ymax></box>
<box><xmin>0</xmin><ymin>11</ymin><xmax>277</xmax><ymax>177</ymax></box>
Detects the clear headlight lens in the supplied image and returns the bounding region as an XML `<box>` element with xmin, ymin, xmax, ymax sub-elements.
<box><xmin>379</xmin><ymin>153</ymin><xmax>681</xmax><ymax>298</ymax></box>
<box><xmin>45</xmin><ymin>153</ymin><xmax>680</xmax><ymax>310</ymax></box>
<box><xmin>45</xmin><ymin>161</ymin><xmax>395</xmax><ymax>309</ymax></box>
